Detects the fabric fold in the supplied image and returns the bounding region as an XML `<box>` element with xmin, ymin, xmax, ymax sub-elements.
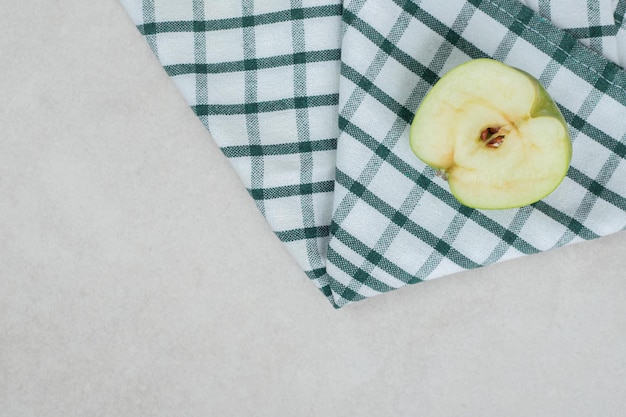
<box><xmin>326</xmin><ymin>0</ymin><xmax>626</xmax><ymax>307</ymax></box>
<box><xmin>120</xmin><ymin>0</ymin><xmax>626</xmax><ymax>307</ymax></box>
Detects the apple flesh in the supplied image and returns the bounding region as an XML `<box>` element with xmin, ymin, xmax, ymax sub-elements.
<box><xmin>410</xmin><ymin>58</ymin><xmax>572</xmax><ymax>210</ymax></box>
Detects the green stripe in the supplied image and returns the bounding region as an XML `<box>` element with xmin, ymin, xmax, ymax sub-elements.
<box><xmin>533</xmin><ymin>200</ymin><xmax>598</xmax><ymax>239</ymax></box>
<box><xmin>164</xmin><ymin>49</ymin><xmax>341</xmax><ymax>76</ymax></box>
<box><xmin>141</xmin><ymin>0</ymin><xmax>158</xmax><ymax>54</ymax></box>
<box><xmin>241</xmin><ymin>0</ymin><xmax>264</xmax><ymax>216</ymax></box>
<box><xmin>586</xmin><ymin>0</ymin><xmax>603</xmax><ymax>55</ymax></box>
<box><xmin>538</xmin><ymin>0</ymin><xmax>551</xmax><ymax>21</ymax></box>
<box><xmin>566</xmin><ymin>25</ymin><xmax>618</xmax><ymax>39</ymax></box>
<box><xmin>616</xmin><ymin>0</ymin><xmax>626</xmax><ymax>28</ymax></box>
<box><xmin>275</xmin><ymin>226</ymin><xmax>330</xmax><ymax>242</ymax></box>
<box><xmin>192</xmin><ymin>93</ymin><xmax>339</xmax><ymax>115</ymax></box>
<box><xmin>341</xmin><ymin>63</ymin><xmax>413</xmax><ymax>123</ymax></box>
<box><xmin>193</xmin><ymin>0</ymin><xmax>208</xmax><ymax>127</ymax></box>
<box><xmin>221</xmin><ymin>138</ymin><xmax>337</xmax><ymax>158</ymax></box>
<box><xmin>249</xmin><ymin>181</ymin><xmax>335</xmax><ymax>202</ymax></box>
<box><xmin>306</xmin><ymin>267</ymin><xmax>330</xmax><ymax>279</ymax></box>
<box><xmin>290</xmin><ymin>0</ymin><xmax>330</xmax><ymax>289</ymax></box>
<box><xmin>249</xmin><ymin>180</ymin><xmax>334</xmax><ymax>200</ymax></box>
<box><xmin>137</xmin><ymin>4</ymin><xmax>343</xmax><ymax>34</ymax></box>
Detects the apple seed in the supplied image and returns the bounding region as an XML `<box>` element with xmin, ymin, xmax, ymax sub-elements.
<box><xmin>480</xmin><ymin>126</ymin><xmax>505</xmax><ymax>148</ymax></box>
<box><xmin>486</xmin><ymin>135</ymin><xmax>505</xmax><ymax>148</ymax></box>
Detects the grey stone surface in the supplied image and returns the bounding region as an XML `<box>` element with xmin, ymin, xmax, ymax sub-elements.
<box><xmin>1</xmin><ymin>1</ymin><xmax>625</xmax><ymax>415</ymax></box>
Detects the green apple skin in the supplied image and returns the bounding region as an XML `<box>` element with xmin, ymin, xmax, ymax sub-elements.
<box><xmin>410</xmin><ymin>58</ymin><xmax>572</xmax><ymax>210</ymax></box>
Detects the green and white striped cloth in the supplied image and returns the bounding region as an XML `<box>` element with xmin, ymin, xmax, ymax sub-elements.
<box><xmin>120</xmin><ymin>0</ymin><xmax>626</xmax><ymax>308</ymax></box>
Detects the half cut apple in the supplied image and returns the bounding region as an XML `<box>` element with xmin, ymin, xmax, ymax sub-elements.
<box><xmin>410</xmin><ymin>58</ymin><xmax>572</xmax><ymax>210</ymax></box>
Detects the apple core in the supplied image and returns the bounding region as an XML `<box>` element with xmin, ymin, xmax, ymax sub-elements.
<box><xmin>410</xmin><ymin>58</ymin><xmax>572</xmax><ymax>210</ymax></box>
<box><xmin>480</xmin><ymin>126</ymin><xmax>505</xmax><ymax>148</ymax></box>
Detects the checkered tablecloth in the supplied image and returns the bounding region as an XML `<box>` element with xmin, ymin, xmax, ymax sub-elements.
<box><xmin>120</xmin><ymin>0</ymin><xmax>626</xmax><ymax>308</ymax></box>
